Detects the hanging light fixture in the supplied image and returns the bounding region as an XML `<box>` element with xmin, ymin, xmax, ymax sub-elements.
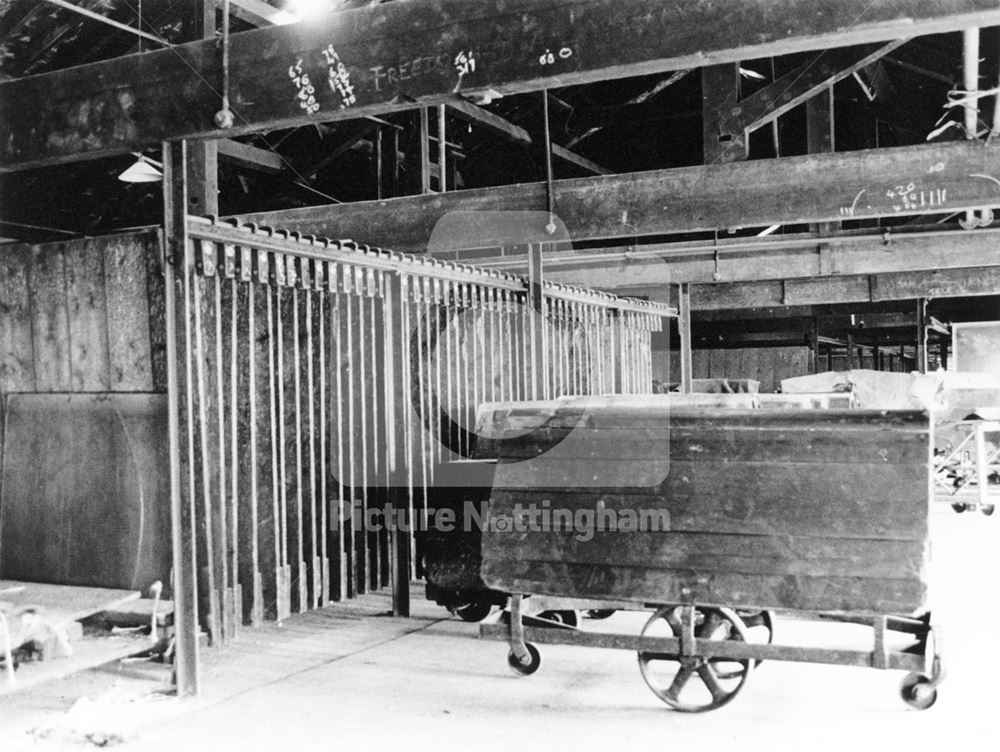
<box><xmin>118</xmin><ymin>153</ymin><xmax>163</xmax><ymax>183</ymax></box>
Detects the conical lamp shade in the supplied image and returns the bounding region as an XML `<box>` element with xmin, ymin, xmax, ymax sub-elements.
<box><xmin>119</xmin><ymin>156</ymin><xmax>162</xmax><ymax>183</ymax></box>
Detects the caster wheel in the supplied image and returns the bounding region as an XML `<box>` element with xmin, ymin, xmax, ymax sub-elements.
<box><xmin>538</xmin><ymin>610</ymin><xmax>579</xmax><ymax>628</ymax></box>
<box><xmin>638</xmin><ymin>606</ymin><xmax>752</xmax><ymax>712</ymax></box>
<box><xmin>981</xmin><ymin>504</ymin><xmax>995</xmax><ymax>517</ymax></box>
<box><xmin>455</xmin><ymin>602</ymin><xmax>493</xmax><ymax>622</ymax></box>
<box><xmin>900</xmin><ymin>672</ymin><xmax>937</xmax><ymax>710</ymax></box>
<box><xmin>586</xmin><ymin>609</ymin><xmax>616</xmax><ymax>620</ymax></box>
<box><xmin>951</xmin><ymin>503</ymin><xmax>967</xmax><ymax>514</ymax></box>
<box><xmin>507</xmin><ymin>643</ymin><xmax>541</xmax><ymax>676</ymax></box>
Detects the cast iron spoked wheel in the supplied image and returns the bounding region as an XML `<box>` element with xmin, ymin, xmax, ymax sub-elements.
<box><xmin>637</xmin><ymin>606</ymin><xmax>752</xmax><ymax>712</ymax></box>
<box><xmin>537</xmin><ymin>610</ymin><xmax>580</xmax><ymax>628</ymax></box>
<box><xmin>717</xmin><ymin>609</ymin><xmax>775</xmax><ymax>675</ymax></box>
<box><xmin>507</xmin><ymin>643</ymin><xmax>541</xmax><ymax>676</ymax></box>
<box><xmin>455</xmin><ymin>602</ymin><xmax>493</xmax><ymax>622</ymax></box>
<box><xmin>899</xmin><ymin>672</ymin><xmax>938</xmax><ymax>710</ymax></box>
<box><xmin>586</xmin><ymin>609</ymin><xmax>617</xmax><ymax>620</ymax></box>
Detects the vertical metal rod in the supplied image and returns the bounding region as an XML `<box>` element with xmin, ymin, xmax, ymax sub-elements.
<box><xmin>332</xmin><ymin>265</ymin><xmax>346</xmax><ymax>600</ymax></box>
<box><xmin>317</xmin><ymin>269</ymin><xmax>329</xmax><ymax>605</ymax></box>
<box><xmin>291</xmin><ymin>278</ymin><xmax>306</xmax><ymax>612</ymax></box>
<box><xmin>414</xmin><ymin>278</ymin><xmax>429</xmax><ymax>531</ymax></box>
<box><xmin>247</xmin><ymin>274</ymin><xmax>262</xmax><ymax>625</ymax></box>
<box><xmin>345</xmin><ymin>269</ymin><xmax>357</xmax><ymax>597</ymax></box>
<box><xmin>400</xmin><ymin>276</ymin><xmax>416</xmax><ymax>579</ymax></box>
<box><xmin>433</xmin><ymin>279</ymin><xmax>443</xmax><ymax>465</ymax></box>
<box><xmin>193</xmin><ymin>251</ymin><xmax>220</xmax><ymax>643</ymax></box>
<box><xmin>213</xmin><ymin>254</ymin><xmax>230</xmax><ymax>639</ymax></box>
<box><xmin>356</xmin><ymin>275</ymin><xmax>370</xmax><ymax>593</ymax></box>
<box><xmin>266</xmin><ymin>260</ymin><xmax>285</xmax><ymax>616</ymax></box>
<box><xmin>228</xmin><ymin>274</ymin><xmax>240</xmax><ymax>626</ymax></box>
<box><xmin>305</xmin><ymin>271</ymin><xmax>319</xmax><ymax>609</ymax></box>
<box><xmin>422</xmin><ymin>277</ymin><xmax>436</xmax><ymax>480</ymax></box>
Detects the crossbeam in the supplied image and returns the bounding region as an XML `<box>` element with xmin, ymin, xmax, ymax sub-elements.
<box><xmin>3</xmin><ymin>0</ymin><xmax>1000</xmax><ymax>170</ymax></box>
<box><xmin>232</xmin><ymin>141</ymin><xmax>1000</xmax><ymax>254</ymax></box>
<box><xmin>536</xmin><ymin>227</ymin><xmax>1000</xmax><ymax>288</ymax></box>
<box><xmin>689</xmin><ymin>266</ymin><xmax>1000</xmax><ymax>310</ymax></box>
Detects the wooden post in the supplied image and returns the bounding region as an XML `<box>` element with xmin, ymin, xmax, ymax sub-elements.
<box><xmin>873</xmin><ymin>344</ymin><xmax>881</xmax><ymax>371</ymax></box>
<box><xmin>702</xmin><ymin>64</ymin><xmax>744</xmax><ymax>163</ymax></box>
<box><xmin>807</xmin><ymin>85</ymin><xmax>835</xmax><ymax>236</ymax></box>
<box><xmin>163</xmin><ymin>139</ymin><xmax>200</xmax><ymax>697</ymax></box>
<box><xmin>916</xmin><ymin>298</ymin><xmax>928</xmax><ymax>373</ymax></box>
<box><xmin>437</xmin><ymin>105</ymin><xmax>447</xmax><ymax>192</ymax></box>
<box><xmin>810</xmin><ymin>317</ymin><xmax>820</xmax><ymax>373</ymax></box>
<box><xmin>939</xmin><ymin>341</ymin><xmax>948</xmax><ymax>370</ymax></box>
<box><xmin>187</xmin><ymin>1</ymin><xmax>218</xmax><ymax>217</ymax></box>
<box><xmin>678</xmin><ymin>283</ymin><xmax>693</xmax><ymax>393</ymax></box>
<box><xmin>846</xmin><ymin>331</ymin><xmax>856</xmax><ymax>370</ymax></box>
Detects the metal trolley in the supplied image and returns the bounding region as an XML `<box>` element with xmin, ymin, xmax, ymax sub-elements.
<box><xmin>472</xmin><ymin>399</ymin><xmax>945</xmax><ymax>712</ymax></box>
<box><xmin>480</xmin><ymin>598</ymin><xmax>943</xmax><ymax>712</ymax></box>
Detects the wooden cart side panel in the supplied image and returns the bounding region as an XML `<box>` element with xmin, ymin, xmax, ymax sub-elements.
<box><xmin>480</xmin><ymin>407</ymin><xmax>932</xmax><ymax>614</ymax></box>
<box><xmin>484</xmin><ymin>559</ymin><xmax>927</xmax><ymax>614</ymax></box>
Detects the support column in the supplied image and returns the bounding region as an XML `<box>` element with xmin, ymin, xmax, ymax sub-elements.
<box><xmin>188</xmin><ymin>1</ymin><xmax>219</xmax><ymax>216</ymax></box>
<box><xmin>164</xmin><ymin>140</ymin><xmax>201</xmax><ymax>697</ymax></box>
<box><xmin>810</xmin><ymin>318</ymin><xmax>821</xmax><ymax>373</ymax></box>
<box><xmin>702</xmin><ymin>64</ymin><xmax>744</xmax><ymax>163</ymax></box>
<box><xmin>527</xmin><ymin>243</ymin><xmax>545</xmax><ymax>399</ymax></box>
<box><xmin>917</xmin><ymin>298</ymin><xmax>928</xmax><ymax>373</ymax></box>
<box><xmin>678</xmin><ymin>284</ymin><xmax>693</xmax><ymax>393</ymax></box>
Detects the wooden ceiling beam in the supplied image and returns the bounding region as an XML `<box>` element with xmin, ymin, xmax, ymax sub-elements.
<box><xmin>690</xmin><ymin>266</ymin><xmax>1000</xmax><ymax>310</ymax></box>
<box><xmin>5</xmin><ymin>0</ymin><xmax>1000</xmax><ymax>169</ymax></box>
<box><xmin>232</xmin><ymin>140</ymin><xmax>1000</xmax><ymax>254</ymax></box>
<box><xmin>531</xmin><ymin>227</ymin><xmax>1000</xmax><ymax>289</ymax></box>
<box><xmin>221</xmin><ymin>0</ymin><xmax>299</xmax><ymax>26</ymax></box>
<box><xmin>216</xmin><ymin>138</ymin><xmax>285</xmax><ymax>172</ymax></box>
<box><xmin>447</xmin><ymin>97</ymin><xmax>609</xmax><ymax>173</ymax></box>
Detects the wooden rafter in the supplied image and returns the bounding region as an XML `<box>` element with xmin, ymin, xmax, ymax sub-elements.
<box><xmin>447</xmin><ymin>97</ymin><xmax>609</xmax><ymax>174</ymax></box>
<box><xmin>233</xmin><ymin>141</ymin><xmax>1000</xmax><ymax>254</ymax></box>
<box><xmin>4</xmin><ymin>0</ymin><xmax>1000</xmax><ymax>169</ymax></box>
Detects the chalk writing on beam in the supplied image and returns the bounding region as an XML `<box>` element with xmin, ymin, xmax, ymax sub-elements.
<box><xmin>839</xmin><ymin>184</ymin><xmax>948</xmax><ymax>216</ymax></box>
<box><xmin>454</xmin><ymin>50</ymin><xmax>476</xmax><ymax>77</ymax></box>
<box><xmin>322</xmin><ymin>44</ymin><xmax>356</xmax><ymax>109</ymax></box>
<box><xmin>288</xmin><ymin>58</ymin><xmax>320</xmax><ymax>115</ymax></box>
<box><xmin>539</xmin><ymin>46</ymin><xmax>573</xmax><ymax>66</ymax></box>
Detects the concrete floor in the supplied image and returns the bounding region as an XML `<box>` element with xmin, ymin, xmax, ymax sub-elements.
<box><xmin>1</xmin><ymin>506</ymin><xmax>996</xmax><ymax>751</ymax></box>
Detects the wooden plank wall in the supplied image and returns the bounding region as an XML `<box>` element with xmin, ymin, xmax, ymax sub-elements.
<box><xmin>0</xmin><ymin>229</ymin><xmax>168</xmax><ymax>588</ymax></box>
<box><xmin>656</xmin><ymin>346</ymin><xmax>812</xmax><ymax>392</ymax></box>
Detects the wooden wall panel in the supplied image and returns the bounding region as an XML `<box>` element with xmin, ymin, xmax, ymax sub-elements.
<box><xmin>105</xmin><ymin>235</ymin><xmax>155</xmax><ymax>390</ymax></box>
<box><xmin>0</xmin><ymin>230</ymin><xmax>165</xmax><ymax>586</ymax></box>
<box><xmin>0</xmin><ymin>393</ymin><xmax>171</xmax><ymax>591</ymax></box>
<box><xmin>29</xmin><ymin>245</ymin><xmax>72</xmax><ymax>391</ymax></box>
<box><xmin>65</xmin><ymin>239</ymin><xmax>111</xmax><ymax>391</ymax></box>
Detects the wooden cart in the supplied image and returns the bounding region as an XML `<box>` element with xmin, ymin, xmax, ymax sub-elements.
<box><xmin>475</xmin><ymin>399</ymin><xmax>943</xmax><ymax>712</ymax></box>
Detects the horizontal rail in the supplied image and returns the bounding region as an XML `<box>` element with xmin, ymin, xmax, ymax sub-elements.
<box><xmin>187</xmin><ymin>216</ymin><xmax>677</xmax><ymax>318</ymax></box>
